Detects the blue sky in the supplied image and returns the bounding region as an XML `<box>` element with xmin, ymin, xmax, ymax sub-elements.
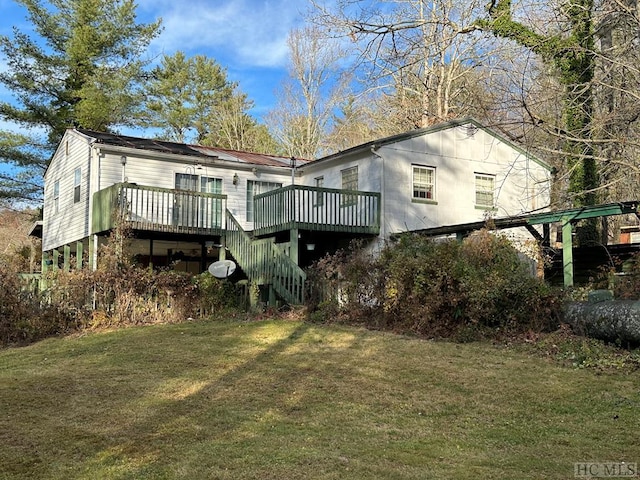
<box><xmin>0</xmin><ymin>0</ymin><xmax>310</xmax><ymax>125</ymax></box>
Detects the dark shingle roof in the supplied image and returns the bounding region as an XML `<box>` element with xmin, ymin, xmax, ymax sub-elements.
<box><xmin>76</xmin><ymin>128</ymin><xmax>304</xmax><ymax>168</ymax></box>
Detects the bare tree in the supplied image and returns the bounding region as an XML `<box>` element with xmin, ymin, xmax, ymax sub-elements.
<box><xmin>268</xmin><ymin>26</ymin><xmax>351</xmax><ymax>159</ymax></box>
<box><xmin>475</xmin><ymin>0</ymin><xmax>640</xmax><ymax>242</ymax></box>
<box><xmin>310</xmin><ymin>0</ymin><xmax>640</xmax><ymax>244</ymax></box>
<box><xmin>310</xmin><ymin>0</ymin><xmax>502</xmax><ymax>131</ymax></box>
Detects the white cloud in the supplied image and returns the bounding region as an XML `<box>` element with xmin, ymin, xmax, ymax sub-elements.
<box><xmin>140</xmin><ymin>0</ymin><xmax>303</xmax><ymax>68</ymax></box>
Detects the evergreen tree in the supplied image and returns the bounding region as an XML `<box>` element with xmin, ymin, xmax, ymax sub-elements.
<box><xmin>0</xmin><ymin>0</ymin><xmax>161</xmax><ymax>203</ymax></box>
<box><xmin>146</xmin><ymin>51</ymin><xmax>278</xmax><ymax>153</ymax></box>
<box><xmin>144</xmin><ymin>52</ymin><xmax>232</xmax><ymax>143</ymax></box>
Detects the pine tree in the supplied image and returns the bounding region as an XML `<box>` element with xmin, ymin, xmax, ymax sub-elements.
<box><xmin>0</xmin><ymin>0</ymin><xmax>161</xmax><ymax>203</ymax></box>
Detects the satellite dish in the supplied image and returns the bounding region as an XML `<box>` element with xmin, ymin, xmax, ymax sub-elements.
<box><xmin>208</xmin><ymin>260</ymin><xmax>236</xmax><ymax>279</ymax></box>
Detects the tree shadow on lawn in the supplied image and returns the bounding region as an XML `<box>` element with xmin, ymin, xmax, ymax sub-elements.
<box><xmin>2</xmin><ymin>321</ymin><xmax>384</xmax><ymax>478</ymax></box>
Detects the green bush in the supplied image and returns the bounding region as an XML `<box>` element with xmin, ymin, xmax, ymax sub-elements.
<box><xmin>307</xmin><ymin>230</ymin><xmax>563</xmax><ymax>340</ymax></box>
<box><xmin>192</xmin><ymin>272</ymin><xmax>241</xmax><ymax>316</ymax></box>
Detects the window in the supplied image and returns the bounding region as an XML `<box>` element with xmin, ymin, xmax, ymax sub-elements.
<box><xmin>413</xmin><ymin>165</ymin><xmax>435</xmax><ymax>200</ymax></box>
<box><xmin>201</xmin><ymin>177</ymin><xmax>223</xmax><ymax>227</ymax></box>
<box><xmin>341</xmin><ymin>166</ymin><xmax>358</xmax><ymax>206</ymax></box>
<box><xmin>247</xmin><ymin>180</ymin><xmax>282</xmax><ymax>222</ymax></box>
<box><xmin>175</xmin><ymin>173</ymin><xmax>198</xmax><ymax>191</ymax></box>
<box><xmin>314</xmin><ymin>176</ymin><xmax>324</xmax><ymax>207</ymax></box>
<box><xmin>73</xmin><ymin>167</ymin><xmax>81</xmax><ymax>203</ymax></box>
<box><xmin>475</xmin><ymin>174</ymin><xmax>495</xmax><ymax>208</ymax></box>
<box><xmin>200</xmin><ymin>176</ymin><xmax>222</xmax><ymax>194</ymax></box>
<box><xmin>341</xmin><ymin>166</ymin><xmax>358</xmax><ymax>190</ymax></box>
<box><xmin>53</xmin><ymin>180</ymin><xmax>60</xmax><ymax>214</ymax></box>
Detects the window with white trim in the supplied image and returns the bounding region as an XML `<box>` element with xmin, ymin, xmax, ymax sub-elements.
<box><xmin>412</xmin><ymin>165</ymin><xmax>435</xmax><ymax>200</ymax></box>
<box><xmin>73</xmin><ymin>167</ymin><xmax>81</xmax><ymax>203</ymax></box>
<box><xmin>475</xmin><ymin>174</ymin><xmax>495</xmax><ymax>208</ymax></box>
<box><xmin>175</xmin><ymin>173</ymin><xmax>198</xmax><ymax>191</ymax></box>
<box><xmin>341</xmin><ymin>166</ymin><xmax>358</xmax><ymax>206</ymax></box>
<box><xmin>200</xmin><ymin>176</ymin><xmax>222</xmax><ymax>194</ymax></box>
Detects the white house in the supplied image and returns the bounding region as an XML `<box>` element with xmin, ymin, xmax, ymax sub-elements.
<box><xmin>41</xmin><ymin>118</ymin><xmax>552</xmax><ymax>304</ymax></box>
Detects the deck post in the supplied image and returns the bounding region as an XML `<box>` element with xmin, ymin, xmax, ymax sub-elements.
<box><xmin>53</xmin><ymin>249</ymin><xmax>60</xmax><ymax>272</ymax></box>
<box><xmin>249</xmin><ymin>282</ymin><xmax>259</xmax><ymax>310</ymax></box>
<box><xmin>76</xmin><ymin>241</ymin><xmax>84</xmax><ymax>270</ymax></box>
<box><xmin>42</xmin><ymin>251</ymin><xmax>50</xmax><ymax>275</ymax></box>
<box><xmin>63</xmin><ymin>244</ymin><xmax>71</xmax><ymax>272</ymax></box>
<box><xmin>268</xmin><ymin>285</ymin><xmax>276</xmax><ymax>307</ymax></box>
<box><xmin>149</xmin><ymin>239</ymin><xmax>154</xmax><ymax>271</ymax></box>
<box><xmin>219</xmin><ymin>236</ymin><xmax>226</xmax><ymax>261</ymax></box>
<box><xmin>89</xmin><ymin>235</ymin><xmax>98</xmax><ymax>271</ymax></box>
<box><xmin>562</xmin><ymin>218</ymin><xmax>574</xmax><ymax>288</ymax></box>
<box><xmin>290</xmin><ymin>228</ymin><xmax>299</xmax><ymax>265</ymax></box>
<box><xmin>200</xmin><ymin>242</ymin><xmax>207</xmax><ymax>273</ymax></box>
<box><xmin>88</xmin><ymin>235</ymin><xmax>96</xmax><ymax>270</ymax></box>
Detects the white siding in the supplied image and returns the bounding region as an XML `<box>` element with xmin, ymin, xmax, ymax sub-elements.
<box><xmin>98</xmin><ymin>150</ymin><xmax>292</xmax><ymax>231</ymax></box>
<box><xmin>42</xmin><ymin>122</ymin><xmax>551</xmax><ymax>254</ymax></box>
<box><xmin>377</xmin><ymin>125</ymin><xmax>550</xmax><ymax>238</ymax></box>
<box><xmin>43</xmin><ymin>132</ymin><xmax>93</xmax><ymax>251</ymax></box>
<box><xmin>297</xmin><ymin>121</ymin><xmax>551</xmax><ymax>240</ymax></box>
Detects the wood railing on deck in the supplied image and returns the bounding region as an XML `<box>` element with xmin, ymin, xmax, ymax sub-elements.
<box><xmin>226</xmin><ymin>210</ymin><xmax>306</xmax><ymax>305</ymax></box>
<box><xmin>253</xmin><ymin>185</ymin><xmax>380</xmax><ymax>236</ymax></box>
<box><xmin>92</xmin><ymin>183</ymin><xmax>226</xmax><ymax>235</ymax></box>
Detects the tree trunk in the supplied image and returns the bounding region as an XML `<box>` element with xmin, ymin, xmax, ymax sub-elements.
<box><xmin>565</xmin><ymin>299</ymin><xmax>640</xmax><ymax>345</ymax></box>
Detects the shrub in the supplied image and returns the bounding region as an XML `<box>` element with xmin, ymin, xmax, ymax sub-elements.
<box><xmin>0</xmin><ymin>261</ymin><xmax>70</xmax><ymax>345</ymax></box>
<box><xmin>612</xmin><ymin>253</ymin><xmax>640</xmax><ymax>299</ymax></box>
<box><xmin>307</xmin><ymin>231</ymin><xmax>563</xmax><ymax>340</ymax></box>
<box><xmin>192</xmin><ymin>273</ymin><xmax>241</xmax><ymax>316</ymax></box>
<box><xmin>1</xmin><ymin>217</ymin><xmax>243</xmax><ymax>346</ymax></box>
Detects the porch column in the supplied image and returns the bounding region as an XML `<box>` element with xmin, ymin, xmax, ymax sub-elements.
<box><xmin>562</xmin><ymin>218</ymin><xmax>574</xmax><ymax>288</ymax></box>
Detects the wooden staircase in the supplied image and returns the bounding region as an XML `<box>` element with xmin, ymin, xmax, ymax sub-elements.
<box><xmin>225</xmin><ymin>210</ymin><xmax>306</xmax><ymax>305</ymax></box>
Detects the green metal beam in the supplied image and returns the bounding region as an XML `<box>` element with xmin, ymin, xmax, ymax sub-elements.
<box><xmin>526</xmin><ymin>201</ymin><xmax>639</xmax><ymax>225</ymax></box>
<box><xmin>403</xmin><ymin>201</ymin><xmax>640</xmax><ymax>289</ymax></box>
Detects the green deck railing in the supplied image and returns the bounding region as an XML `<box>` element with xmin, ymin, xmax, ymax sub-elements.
<box><xmin>253</xmin><ymin>185</ymin><xmax>381</xmax><ymax>236</ymax></box>
<box><xmin>92</xmin><ymin>183</ymin><xmax>227</xmax><ymax>235</ymax></box>
<box><xmin>18</xmin><ymin>273</ymin><xmax>44</xmax><ymax>292</ymax></box>
<box><xmin>226</xmin><ymin>210</ymin><xmax>306</xmax><ymax>305</ymax></box>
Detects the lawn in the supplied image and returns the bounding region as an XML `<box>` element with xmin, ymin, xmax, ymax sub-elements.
<box><xmin>0</xmin><ymin>318</ymin><xmax>638</xmax><ymax>479</ymax></box>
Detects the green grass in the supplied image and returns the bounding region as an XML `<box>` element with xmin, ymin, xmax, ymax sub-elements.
<box><xmin>1</xmin><ymin>319</ymin><xmax>638</xmax><ymax>479</ymax></box>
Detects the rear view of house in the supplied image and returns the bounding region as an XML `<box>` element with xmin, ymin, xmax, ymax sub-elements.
<box><xmin>41</xmin><ymin>118</ymin><xmax>552</xmax><ymax>304</ymax></box>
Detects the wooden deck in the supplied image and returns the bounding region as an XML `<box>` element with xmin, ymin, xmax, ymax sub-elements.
<box><xmin>253</xmin><ymin>185</ymin><xmax>381</xmax><ymax>237</ymax></box>
<box><xmin>93</xmin><ymin>183</ymin><xmax>381</xmax><ymax>238</ymax></box>
<box><xmin>92</xmin><ymin>183</ymin><xmax>227</xmax><ymax>236</ymax></box>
